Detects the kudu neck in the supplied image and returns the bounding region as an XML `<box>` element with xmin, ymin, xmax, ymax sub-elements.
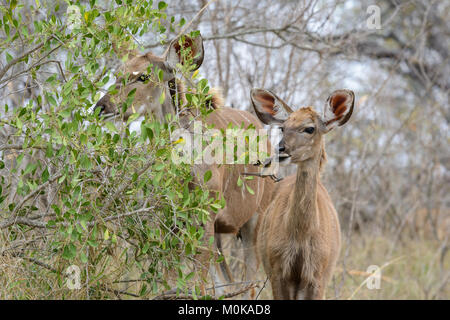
<box><xmin>286</xmin><ymin>149</ymin><xmax>322</xmax><ymax>239</ymax></box>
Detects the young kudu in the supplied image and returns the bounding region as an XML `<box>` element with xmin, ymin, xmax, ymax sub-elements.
<box><xmin>94</xmin><ymin>35</ymin><xmax>274</xmax><ymax>296</ymax></box>
<box><xmin>250</xmin><ymin>88</ymin><xmax>355</xmax><ymax>299</ymax></box>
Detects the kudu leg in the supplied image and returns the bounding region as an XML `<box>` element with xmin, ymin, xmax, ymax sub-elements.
<box><xmin>208</xmin><ymin>233</ymin><xmax>234</xmax><ymax>297</ymax></box>
<box><xmin>269</xmin><ymin>276</ymin><xmax>291</xmax><ymax>300</ymax></box>
<box><xmin>196</xmin><ymin>215</ymin><xmax>234</xmax><ymax>297</ymax></box>
<box><xmin>239</xmin><ymin>214</ymin><xmax>259</xmax><ymax>299</ymax></box>
<box><xmin>304</xmin><ymin>283</ymin><xmax>325</xmax><ymax>300</ymax></box>
<box><xmin>215</xmin><ymin>233</ymin><xmax>234</xmax><ymax>283</ymax></box>
<box><xmin>195</xmin><ymin>218</ymin><xmax>215</xmax><ymax>296</ymax></box>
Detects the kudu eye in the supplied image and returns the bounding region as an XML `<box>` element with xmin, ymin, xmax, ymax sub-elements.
<box><xmin>138</xmin><ymin>74</ymin><xmax>148</xmax><ymax>82</ymax></box>
<box><xmin>304</xmin><ymin>127</ymin><xmax>315</xmax><ymax>134</ymax></box>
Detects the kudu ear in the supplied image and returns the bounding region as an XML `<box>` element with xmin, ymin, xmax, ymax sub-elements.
<box><xmin>321</xmin><ymin>89</ymin><xmax>354</xmax><ymax>132</ymax></box>
<box><xmin>165</xmin><ymin>34</ymin><xmax>204</xmax><ymax>71</ymax></box>
<box><xmin>250</xmin><ymin>88</ymin><xmax>293</xmax><ymax>125</ymax></box>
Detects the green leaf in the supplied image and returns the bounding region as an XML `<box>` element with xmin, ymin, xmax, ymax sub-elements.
<box><xmin>185</xmin><ymin>271</ymin><xmax>195</xmax><ymax>281</ymax></box>
<box><xmin>155</xmin><ymin>148</ymin><xmax>166</xmax><ymax>157</ymax></box>
<box><xmin>42</xmin><ymin>167</ymin><xmax>49</xmax><ymax>183</ymax></box>
<box><xmin>127</xmin><ymin>88</ymin><xmax>137</xmax><ymax>97</ymax></box>
<box><xmin>47</xmin><ymin>94</ymin><xmax>57</xmax><ymax>106</ymax></box>
<box><xmin>204</xmin><ymin>170</ymin><xmax>212</xmax><ymax>183</ymax></box>
<box><xmin>45</xmin><ymin>144</ymin><xmax>53</xmax><ymax>157</ymax></box>
<box><xmin>87</xmin><ymin>239</ymin><xmax>98</xmax><ymax>247</ymax></box>
<box><xmin>23</xmin><ymin>162</ymin><xmax>37</xmax><ymax>176</ymax></box>
<box><xmin>80</xmin><ymin>155</ymin><xmax>92</xmax><ymax>170</ymax></box>
<box><xmin>60</xmin><ymin>108</ymin><xmax>72</xmax><ymax>118</ymax></box>
<box><xmin>62</xmin><ymin>243</ymin><xmax>77</xmax><ymax>260</ymax></box>
<box><xmin>80</xmin><ymin>220</ymin><xmax>87</xmax><ymax>231</ymax></box>
<box><xmin>80</xmin><ymin>252</ymin><xmax>88</xmax><ymax>263</ymax></box>
<box><xmin>5</xmin><ymin>52</ymin><xmax>13</xmax><ymax>63</ymax></box>
<box><xmin>158</xmin><ymin>1</ymin><xmax>167</xmax><ymax>10</ymax></box>
<box><xmin>246</xmin><ymin>184</ymin><xmax>255</xmax><ymax>195</ymax></box>
<box><xmin>210</xmin><ymin>203</ymin><xmax>222</xmax><ymax>210</ymax></box>
<box><xmin>105</xmin><ymin>122</ymin><xmax>117</xmax><ymax>132</ymax></box>
<box><xmin>237</xmin><ymin>176</ymin><xmax>243</xmax><ymax>187</ymax></box>
<box><xmin>10</xmin><ymin>0</ymin><xmax>18</xmax><ymax>10</ymax></box>
<box><xmin>126</xmin><ymin>113</ymin><xmax>140</xmax><ymax>124</ymax></box>
<box><xmin>46</xmin><ymin>74</ymin><xmax>57</xmax><ymax>83</ymax></box>
<box><xmin>159</xmin><ymin>90</ymin><xmax>165</xmax><ymax>105</ymax></box>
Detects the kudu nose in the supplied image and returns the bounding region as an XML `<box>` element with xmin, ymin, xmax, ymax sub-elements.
<box><xmin>278</xmin><ymin>140</ymin><xmax>286</xmax><ymax>153</ymax></box>
<box><xmin>94</xmin><ymin>94</ymin><xmax>111</xmax><ymax>116</ymax></box>
<box><xmin>93</xmin><ymin>103</ymin><xmax>105</xmax><ymax>116</ymax></box>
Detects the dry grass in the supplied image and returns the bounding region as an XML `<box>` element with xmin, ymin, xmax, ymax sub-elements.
<box><xmin>220</xmin><ymin>232</ymin><xmax>449</xmax><ymax>300</ymax></box>
<box><xmin>331</xmin><ymin>234</ymin><xmax>448</xmax><ymax>300</ymax></box>
<box><xmin>1</xmin><ymin>231</ymin><xmax>447</xmax><ymax>299</ymax></box>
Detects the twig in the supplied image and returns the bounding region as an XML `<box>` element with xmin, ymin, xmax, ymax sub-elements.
<box><xmin>0</xmin><ymin>43</ymin><xmax>44</xmax><ymax>81</ymax></box>
<box><xmin>98</xmin><ymin>285</ymin><xmax>140</xmax><ymax>299</ymax></box>
<box><xmin>0</xmin><ymin>217</ymin><xmax>49</xmax><ymax>229</ymax></box>
<box><xmin>0</xmin><ymin>144</ymin><xmax>45</xmax><ymax>151</ymax></box>
<box><xmin>11</xmin><ymin>173</ymin><xmax>63</xmax><ymax>216</ymax></box>
<box><xmin>108</xmin><ymin>160</ymin><xmax>154</xmax><ymax>205</ymax></box>
<box><xmin>153</xmin><ymin>283</ymin><xmax>258</xmax><ymax>300</ymax></box>
<box><xmin>2</xmin><ymin>251</ymin><xmax>58</xmax><ymax>273</ymax></box>
<box><xmin>255</xmin><ymin>276</ymin><xmax>269</xmax><ymax>300</ymax></box>
<box><xmin>0</xmin><ymin>25</ymin><xmax>65</xmax><ymax>81</ymax></box>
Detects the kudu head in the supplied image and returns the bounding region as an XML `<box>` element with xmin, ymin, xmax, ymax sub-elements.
<box><xmin>94</xmin><ymin>34</ymin><xmax>204</xmax><ymax>121</ymax></box>
<box><xmin>250</xmin><ymin>88</ymin><xmax>354</xmax><ymax>165</ymax></box>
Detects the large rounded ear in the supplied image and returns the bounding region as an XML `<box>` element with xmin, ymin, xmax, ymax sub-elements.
<box><xmin>165</xmin><ymin>34</ymin><xmax>204</xmax><ymax>71</ymax></box>
<box><xmin>250</xmin><ymin>88</ymin><xmax>293</xmax><ymax>125</ymax></box>
<box><xmin>322</xmin><ymin>89</ymin><xmax>354</xmax><ymax>132</ymax></box>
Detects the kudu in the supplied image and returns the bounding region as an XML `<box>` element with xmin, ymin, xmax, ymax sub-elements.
<box><xmin>94</xmin><ymin>35</ymin><xmax>274</xmax><ymax>296</ymax></box>
<box><xmin>250</xmin><ymin>88</ymin><xmax>355</xmax><ymax>299</ymax></box>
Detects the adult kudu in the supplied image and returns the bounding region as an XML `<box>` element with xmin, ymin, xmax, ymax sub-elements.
<box><xmin>250</xmin><ymin>88</ymin><xmax>355</xmax><ymax>299</ymax></box>
<box><xmin>94</xmin><ymin>34</ymin><xmax>274</xmax><ymax>296</ymax></box>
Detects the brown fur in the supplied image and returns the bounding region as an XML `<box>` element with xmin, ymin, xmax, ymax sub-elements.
<box><xmin>250</xmin><ymin>88</ymin><xmax>354</xmax><ymax>300</ymax></box>
<box><xmin>255</xmin><ymin>163</ymin><xmax>340</xmax><ymax>299</ymax></box>
<box><xmin>255</xmin><ymin>109</ymin><xmax>341</xmax><ymax>300</ymax></box>
<box><xmin>95</xmin><ymin>37</ymin><xmax>274</xmax><ymax>297</ymax></box>
<box><xmin>191</xmin><ymin>107</ymin><xmax>274</xmax><ymax>297</ymax></box>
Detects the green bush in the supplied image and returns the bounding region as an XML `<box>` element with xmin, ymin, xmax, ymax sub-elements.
<box><xmin>0</xmin><ymin>0</ymin><xmax>219</xmax><ymax>299</ymax></box>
